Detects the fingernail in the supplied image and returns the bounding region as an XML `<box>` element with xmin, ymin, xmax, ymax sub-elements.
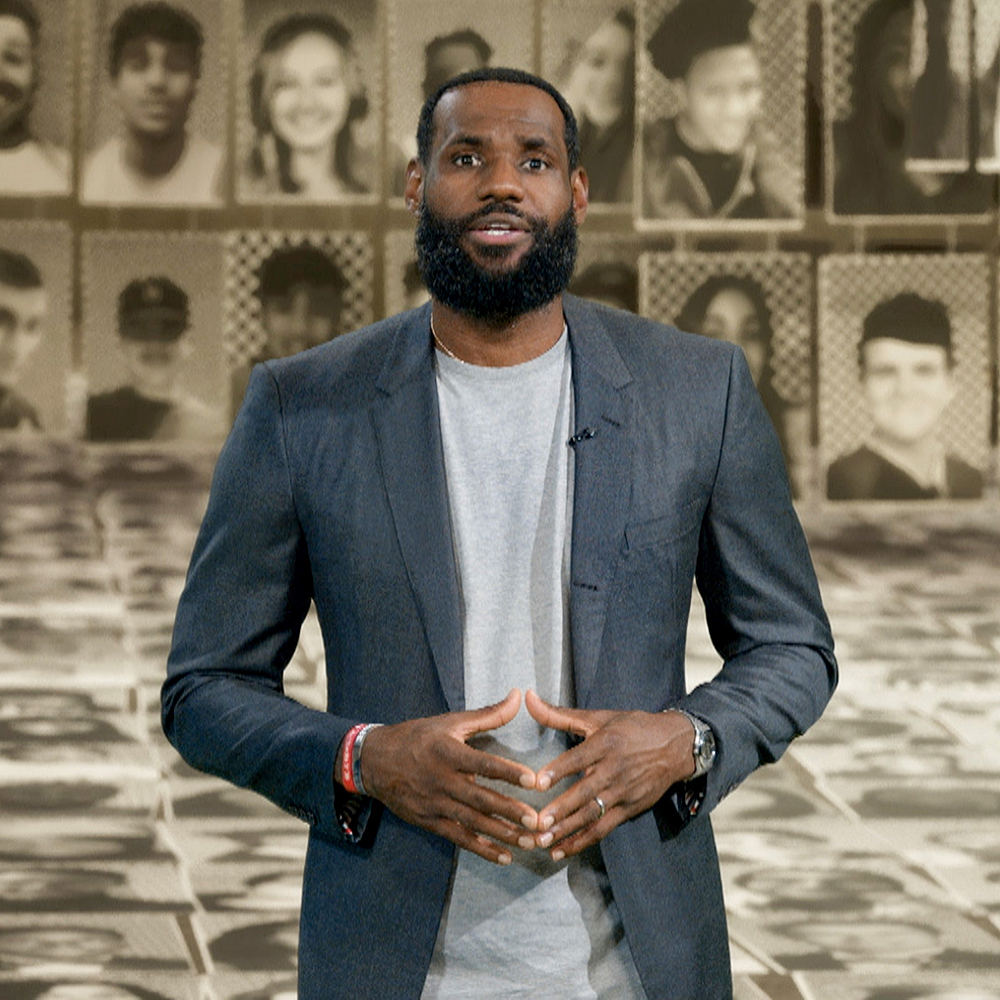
<box><xmin>518</xmin><ymin>835</ymin><xmax>534</xmax><ymax>850</ymax></box>
<box><xmin>538</xmin><ymin>774</ymin><xmax>552</xmax><ymax>791</ymax></box>
<box><xmin>519</xmin><ymin>773</ymin><xmax>535</xmax><ymax>789</ymax></box>
<box><xmin>498</xmin><ymin>852</ymin><xmax>512</xmax><ymax>866</ymax></box>
<box><xmin>538</xmin><ymin>832</ymin><xmax>553</xmax><ymax>848</ymax></box>
<box><xmin>541</xmin><ymin>814</ymin><xmax>555</xmax><ymax>831</ymax></box>
<box><xmin>521</xmin><ymin>814</ymin><xmax>535</xmax><ymax>830</ymax></box>
<box><xmin>551</xmin><ymin>849</ymin><xmax>565</xmax><ymax>862</ymax></box>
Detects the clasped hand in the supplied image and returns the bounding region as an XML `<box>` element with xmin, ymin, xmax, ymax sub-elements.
<box><xmin>357</xmin><ymin>689</ymin><xmax>697</xmax><ymax>866</ymax></box>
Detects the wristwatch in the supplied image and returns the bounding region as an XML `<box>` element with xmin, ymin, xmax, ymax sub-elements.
<box><xmin>675</xmin><ymin>709</ymin><xmax>716</xmax><ymax>779</ymax></box>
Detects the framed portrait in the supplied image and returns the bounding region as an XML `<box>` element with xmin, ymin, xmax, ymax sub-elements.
<box><xmin>826</xmin><ymin>0</ymin><xmax>997</xmax><ymax>218</ymax></box>
<box><xmin>541</xmin><ymin>0</ymin><xmax>636</xmax><ymax>208</ymax></box>
<box><xmin>79</xmin><ymin>0</ymin><xmax>228</xmax><ymax>206</ymax></box>
<box><xmin>0</xmin><ymin>0</ymin><xmax>72</xmax><ymax>196</ymax></box>
<box><xmin>636</xmin><ymin>0</ymin><xmax>806</xmax><ymax>230</ymax></box>
<box><xmin>569</xmin><ymin>233</ymin><xmax>642</xmax><ymax>313</ymax></box>
<box><xmin>818</xmin><ymin>254</ymin><xmax>993</xmax><ymax>504</ymax></box>
<box><xmin>383</xmin><ymin>227</ymin><xmax>425</xmax><ymax>320</ymax></box>
<box><xmin>0</xmin><ymin>222</ymin><xmax>71</xmax><ymax>436</ymax></box>
<box><xmin>385</xmin><ymin>0</ymin><xmax>535</xmax><ymax>200</ymax></box>
<box><xmin>641</xmin><ymin>251</ymin><xmax>814</xmax><ymax>498</ymax></box>
<box><xmin>238</xmin><ymin>0</ymin><xmax>382</xmax><ymax>204</ymax></box>
<box><xmin>224</xmin><ymin>229</ymin><xmax>373</xmax><ymax>421</ymax></box>
<box><xmin>80</xmin><ymin>231</ymin><xmax>227</xmax><ymax>445</ymax></box>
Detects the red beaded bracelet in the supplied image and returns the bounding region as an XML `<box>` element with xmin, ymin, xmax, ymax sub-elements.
<box><xmin>339</xmin><ymin>724</ymin><xmax>367</xmax><ymax>794</ymax></box>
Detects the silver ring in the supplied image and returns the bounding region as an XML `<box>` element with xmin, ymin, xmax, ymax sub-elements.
<box><xmin>594</xmin><ymin>796</ymin><xmax>606</xmax><ymax>820</ymax></box>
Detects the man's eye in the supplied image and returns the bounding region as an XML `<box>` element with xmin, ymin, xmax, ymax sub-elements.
<box><xmin>453</xmin><ymin>153</ymin><xmax>478</xmax><ymax>167</ymax></box>
<box><xmin>525</xmin><ymin>157</ymin><xmax>548</xmax><ymax>170</ymax></box>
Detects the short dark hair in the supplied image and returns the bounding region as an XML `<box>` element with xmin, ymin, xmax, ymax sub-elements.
<box><xmin>423</xmin><ymin>29</ymin><xmax>492</xmax><ymax>97</ymax></box>
<box><xmin>109</xmin><ymin>2</ymin><xmax>203</xmax><ymax>79</ymax></box>
<box><xmin>859</xmin><ymin>292</ymin><xmax>953</xmax><ymax>369</ymax></box>
<box><xmin>256</xmin><ymin>245</ymin><xmax>347</xmax><ymax>301</ymax></box>
<box><xmin>0</xmin><ymin>0</ymin><xmax>39</xmax><ymax>47</ymax></box>
<box><xmin>0</xmin><ymin>248</ymin><xmax>43</xmax><ymax>290</ymax></box>
<box><xmin>416</xmin><ymin>67</ymin><xmax>580</xmax><ymax>172</ymax></box>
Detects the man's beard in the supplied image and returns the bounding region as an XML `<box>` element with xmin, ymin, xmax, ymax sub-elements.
<box><xmin>414</xmin><ymin>199</ymin><xmax>578</xmax><ymax>325</ymax></box>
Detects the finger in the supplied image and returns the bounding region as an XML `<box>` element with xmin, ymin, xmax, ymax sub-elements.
<box><xmin>455</xmin><ymin>688</ymin><xmax>522</xmax><ymax>739</ymax></box>
<box><xmin>534</xmin><ymin>738</ymin><xmax>603</xmax><ymax>793</ymax></box>
<box><xmin>456</xmin><ymin>774</ymin><xmax>539</xmax><ymax>831</ymax></box>
<box><xmin>438</xmin><ymin>819</ymin><xmax>514</xmax><ymax>866</ymax></box>
<box><xmin>547</xmin><ymin>807</ymin><xmax>622</xmax><ymax>861</ymax></box>
<box><xmin>447</xmin><ymin>739</ymin><xmax>537</xmax><ymax>792</ymax></box>
<box><xmin>535</xmin><ymin>772</ymin><xmax>606</xmax><ymax>833</ymax></box>
<box><xmin>524</xmin><ymin>689</ymin><xmax>594</xmax><ymax>737</ymax></box>
<box><xmin>442</xmin><ymin>796</ymin><xmax>534</xmax><ymax>848</ymax></box>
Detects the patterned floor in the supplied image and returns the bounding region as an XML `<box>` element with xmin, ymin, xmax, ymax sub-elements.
<box><xmin>1</xmin><ymin>441</ymin><xmax>998</xmax><ymax>1000</ymax></box>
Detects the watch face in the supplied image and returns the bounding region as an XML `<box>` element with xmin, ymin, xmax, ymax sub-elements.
<box><xmin>696</xmin><ymin>726</ymin><xmax>717</xmax><ymax>770</ymax></box>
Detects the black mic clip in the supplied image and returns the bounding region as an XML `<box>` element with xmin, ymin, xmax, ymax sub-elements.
<box><xmin>567</xmin><ymin>427</ymin><xmax>597</xmax><ymax>448</ymax></box>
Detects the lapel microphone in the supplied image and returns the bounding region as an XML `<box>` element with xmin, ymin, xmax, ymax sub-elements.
<box><xmin>568</xmin><ymin>428</ymin><xmax>597</xmax><ymax>448</ymax></box>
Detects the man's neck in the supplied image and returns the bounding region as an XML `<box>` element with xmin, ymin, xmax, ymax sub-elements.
<box><xmin>0</xmin><ymin>118</ymin><xmax>31</xmax><ymax>151</ymax></box>
<box><xmin>868</xmin><ymin>432</ymin><xmax>946</xmax><ymax>490</ymax></box>
<box><xmin>123</xmin><ymin>128</ymin><xmax>187</xmax><ymax>179</ymax></box>
<box><xmin>429</xmin><ymin>297</ymin><xmax>566</xmax><ymax>367</ymax></box>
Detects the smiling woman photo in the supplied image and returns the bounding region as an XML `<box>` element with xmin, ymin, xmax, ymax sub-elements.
<box><xmin>244</xmin><ymin>11</ymin><xmax>372</xmax><ymax>200</ymax></box>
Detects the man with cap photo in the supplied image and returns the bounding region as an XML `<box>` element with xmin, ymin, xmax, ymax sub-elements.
<box><xmin>0</xmin><ymin>0</ymin><xmax>70</xmax><ymax>194</ymax></box>
<box><xmin>81</xmin><ymin>1</ymin><xmax>223</xmax><ymax>206</ymax></box>
<box><xmin>642</xmin><ymin>0</ymin><xmax>798</xmax><ymax>220</ymax></box>
<box><xmin>826</xmin><ymin>292</ymin><xmax>983</xmax><ymax>500</ymax></box>
<box><xmin>85</xmin><ymin>276</ymin><xmax>224</xmax><ymax>442</ymax></box>
<box><xmin>0</xmin><ymin>246</ymin><xmax>46</xmax><ymax>431</ymax></box>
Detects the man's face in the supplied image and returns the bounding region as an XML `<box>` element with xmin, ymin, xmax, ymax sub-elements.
<box><xmin>699</xmin><ymin>286</ymin><xmax>766</xmax><ymax>385</ymax></box>
<box><xmin>875</xmin><ymin>8</ymin><xmax>914</xmax><ymax>121</ymax></box>
<box><xmin>678</xmin><ymin>44</ymin><xmax>762</xmax><ymax>154</ymax></box>
<box><xmin>861</xmin><ymin>338</ymin><xmax>955</xmax><ymax>447</ymax></box>
<box><xmin>0</xmin><ymin>281</ymin><xmax>46</xmax><ymax>382</ymax></box>
<box><xmin>118</xmin><ymin>332</ymin><xmax>186</xmax><ymax>399</ymax></box>
<box><xmin>113</xmin><ymin>37</ymin><xmax>197</xmax><ymax>138</ymax></box>
<box><xmin>262</xmin><ymin>283</ymin><xmax>341</xmax><ymax>357</ymax></box>
<box><xmin>0</xmin><ymin>14</ymin><xmax>34</xmax><ymax>132</ymax></box>
<box><xmin>407</xmin><ymin>81</ymin><xmax>587</xmax><ymax>322</ymax></box>
<box><xmin>423</xmin><ymin>42</ymin><xmax>487</xmax><ymax>98</ymax></box>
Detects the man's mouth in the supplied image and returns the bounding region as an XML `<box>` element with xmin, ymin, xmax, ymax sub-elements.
<box><xmin>465</xmin><ymin>212</ymin><xmax>532</xmax><ymax>247</ymax></box>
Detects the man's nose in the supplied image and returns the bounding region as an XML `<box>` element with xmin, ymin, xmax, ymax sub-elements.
<box><xmin>477</xmin><ymin>156</ymin><xmax>524</xmax><ymax>201</ymax></box>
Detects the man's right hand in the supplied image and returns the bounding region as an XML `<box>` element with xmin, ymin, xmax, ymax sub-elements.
<box><xmin>355</xmin><ymin>688</ymin><xmax>538</xmax><ymax>865</ymax></box>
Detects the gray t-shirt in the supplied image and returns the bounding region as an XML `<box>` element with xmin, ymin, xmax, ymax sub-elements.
<box><xmin>422</xmin><ymin>329</ymin><xmax>646</xmax><ymax>1000</ymax></box>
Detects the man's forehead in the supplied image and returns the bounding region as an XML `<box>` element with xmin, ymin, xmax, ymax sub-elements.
<box><xmin>0</xmin><ymin>283</ymin><xmax>46</xmax><ymax>311</ymax></box>
<box><xmin>433</xmin><ymin>82</ymin><xmax>566</xmax><ymax>145</ymax></box>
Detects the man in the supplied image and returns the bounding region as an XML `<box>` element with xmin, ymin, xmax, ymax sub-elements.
<box><xmin>827</xmin><ymin>292</ymin><xmax>982</xmax><ymax>500</ymax></box>
<box><xmin>230</xmin><ymin>244</ymin><xmax>348</xmax><ymax>419</ymax></box>
<box><xmin>86</xmin><ymin>276</ymin><xmax>223</xmax><ymax>442</ymax></box>
<box><xmin>642</xmin><ymin>0</ymin><xmax>797</xmax><ymax>220</ymax></box>
<box><xmin>162</xmin><ymin>68</ymin><xmax>836</xmax><ymax>998</ymax></box>
<box><xmin>81</xmin><ymin>2</ymin><xmax>223</xmax><ymax>205</ymax></box>
<box><xmin>0</xmin><ymin>0</ymin><xmax>69</xmax><ymax>194</ymax></box>
<box><xmin>0</xmin><ymin>247</ymin><xmax>46</xmax><ymax>431</ymax></box>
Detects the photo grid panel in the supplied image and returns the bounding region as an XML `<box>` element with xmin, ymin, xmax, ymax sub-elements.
<box><xmin>640</xmin><ymin>251</ymin><xmax>814</xmax><ymax>498</ymax></box>
<box><xmin>238</xmin><ymin>0</ymin><xmax>383</xmax><ymax>204</ymax></box>
<box><xmin>826</xmin><ymin>0</ymin><xmax>999</xmax><ymax>218</ymax></box>
<box><xmin>818</xmin><ymin>253</ymin><xmax>993</xmax><ymax>503</ymax></box>
<box><xmin>636</xmin><ymin>0</ymin><xmax>806</xmax><ymax>228</ymax></box>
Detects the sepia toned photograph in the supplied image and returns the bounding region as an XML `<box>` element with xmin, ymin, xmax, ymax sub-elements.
<box><xmin>641</xmin><ymin>251</ymin><xmax>814</xmax><ymax>498</ymax></box>
<box><xmin>239</xmin><ymin>0</ymin><xmax>381</xmax><ymax>203</ymax></box>
<box><xmin>80</xmin><ymin>0</ymin><xmax>227</xmax><ymax>206</ymax></box>
<box><xmin>542</xmin><ymin>0</ymin><xmax>636</xmax><ymax>207</ymax></box>
<box><xmin>0</xmin><ymin>222</ymin><xmax>71</xmax><ymax>436</ymax></box>
<box><xmin>386</xmin><ymin>0</ymin><xmax>534</xmax><ymax>198</ymax></box>
<box><xmin>569</xmin><ymin>233</ymin><xmax>641</xmax><ymax>312</ymax></box>
<box><xmin>636</xmin><ymin>0</ymin><xmax>806</xmax><ymax>228</ymax></box>
<box><xmin>0</xmin><ymin>0</ymin><xmax>72</xmax><ymax>195</ymax></box>
<box><xmin>826</xmin><ymin>0</ymin><xmax>997</xmax><ymax>217</ymax></box>
<box><xmin>224</xmin><ymin>230</ymin><xmax>373</xmax><ymax>420</ymax></box>
<box><xmin>383</xmin><ymin>226</ymin><xmax>425</xmax><ymax>319</ymax></box>
<box><xmin>907</xmin><ymin>0</ymin><xmax>1000</xmax><ymax>174</ymax></box>
<box><xmin>80</xmin><ymin>232</ymin><xmax>227</xmax><ymax>444</ymax></box>
<box><xmin>818</xmin><ymin>254</ymin><xmax>992</xmax><ymax>503</ymax></box>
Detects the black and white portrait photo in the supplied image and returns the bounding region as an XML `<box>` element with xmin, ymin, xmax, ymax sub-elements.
<box><xmin>0</xmin><ymin>222</ymin><xmax>71</xmax><ymax>435</ymax></box>
<box><xmin>80</xmin><ymin>232</ymin><xmax>226</xmax><ymax>443</ymax></box>
<box><xmin>542</xmin><ymin>0</ymin><xmax>635</xmax><ymax>206</ymax></box>
<box><xmin>907</xmin><ymin>0</ymin><xmax>1000</xmax><ymax>174</ymax></box>
<box><xmin>637</xmin><ymin>0</ymin><xmax>805</xmax><ymax>227</ymax></box>
<box><xmin>827</xmin><ymin>0</ymin><xmax>995</xmax><ymax>216</ymax></box>
<box><xmin>642</xmin><ymin>251</ymin><xmax>814</xmax><ymax>497</ymax></box>
<box><xmin>383</xmin><ymin>227</ymin><xmax>426</xmax><ymax>318</ymax></box>
<box><xmin>80</xmin><ymin>0</ymin><xmax>226</xmax><ymax>206</ymax></box>
<box><xmin>569</xmin><ymin>233</ymin><xmax>641</xmax><ymax>312</ymax></box>
<box><xmin>224</xmin><ymin>230</ymin><xmax>372</xmax><ymax>420</ymax></box>
<box><xmin>819</xmin><ymin>254</ymin><xmax>992</xmax><ymax>502</ymax></box>
<box><xmin>386</xmin><ymin>0</ymin><xmax>533</xmax><ymax>198</ymax></box>
<box><xmin>0</xmin><ymin>0</ymin><xmax>71</xmax><ymax>195</ymax></box>
<box><xmin>239</xmin><ymin>0</ymin><xmax>380</xmax><ymax>203</ymax></box>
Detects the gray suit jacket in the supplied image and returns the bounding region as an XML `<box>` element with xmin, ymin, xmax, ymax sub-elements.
<box><xmin>162</xmin><ymin>296</ymin><xmax>837</xmax><ymax>999</ymax></box>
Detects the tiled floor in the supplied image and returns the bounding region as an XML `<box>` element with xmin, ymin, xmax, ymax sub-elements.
<box><xmin>1</xmin><ymin>442</ymin><xmax>998</xmax><ymax>1000</ymax></box>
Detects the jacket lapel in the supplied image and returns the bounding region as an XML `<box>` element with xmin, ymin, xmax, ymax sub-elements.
<box><xmin>370</xmin><ymin>307</ymin><xmax>465</xmax><ymax>712</ymax></box>
<box><xmin>563</xmin><ymin>296</ymin><xmax>634</xmax><ymax>708</ymax></box>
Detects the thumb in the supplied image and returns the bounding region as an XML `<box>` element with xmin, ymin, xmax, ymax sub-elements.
<box><xmin>455</xmin><ymin>687</ymin><xmax>522</xmax><ymax>739</ymax></box>
<box><xmin>525</xmin><ymin>689</ymin><xmax>589</xmax><ymax>736</ymax></box>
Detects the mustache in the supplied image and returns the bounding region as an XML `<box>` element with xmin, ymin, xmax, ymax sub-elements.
<box><xmin>453</xmin><ymin>201</ymin><xmax>539</xmax><ymax>231</ymax></box>
<box><xmin>0</xmin><ymin>80</ymin><xmax>26</xmax><ymax>105</ymax></box>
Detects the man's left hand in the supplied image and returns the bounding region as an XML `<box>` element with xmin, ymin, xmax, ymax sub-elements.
<box><xmin>525</xmin><ymin>690</ymin><xmax>696</xmax><ymax>860</ymax></box>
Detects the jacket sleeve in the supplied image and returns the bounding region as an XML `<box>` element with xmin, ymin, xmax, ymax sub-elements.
<box><xmin>678</xmin><ymin>349</ymin><xmax>838</xmax><ymax>819</ymax></box>
<box><xmin>161</xmin><ymin>365</ymin><xmax>359</xmax><ymax>839</ymax></box>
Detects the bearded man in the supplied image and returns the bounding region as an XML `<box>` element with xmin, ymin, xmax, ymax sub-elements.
<box><xmin>162</xmin><ymin>67</ymin><xmax>836</xmax><ymax>1000</ymax></box>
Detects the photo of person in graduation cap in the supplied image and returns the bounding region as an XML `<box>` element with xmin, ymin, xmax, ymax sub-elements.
<box><xmin>641</xmin><ymin>0</ymin><xmax>798</xmax><ymax>221</ymax></box>
<box><xmin>826</xmin><ymin>292</ymin><xmax>983</xmax><ymax>501</ymax></box>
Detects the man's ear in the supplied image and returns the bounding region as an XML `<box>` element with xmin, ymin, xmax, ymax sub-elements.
<box><xmin>571</xmin><ymin>166</ymin><xmax>589</xmax><ymax>226</ymax></box>
<box><xmin>404</xmin><ymin>159</ymin><xmax>424</xmax><ymax>216</ymax></box>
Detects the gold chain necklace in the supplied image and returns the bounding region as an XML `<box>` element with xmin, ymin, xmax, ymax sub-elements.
<box><xmin>430</xmin><ymin>318</ymin><xmax>462</xmax><ymax>362</ymax></box>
